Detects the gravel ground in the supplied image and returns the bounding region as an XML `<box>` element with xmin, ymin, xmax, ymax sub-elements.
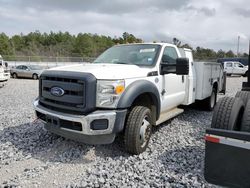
<box><xmin>0</xmin><ymin>76</ymin><xmax>246</xmax><ymax>188</ymax></box>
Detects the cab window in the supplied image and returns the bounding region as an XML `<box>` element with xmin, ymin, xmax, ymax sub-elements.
<box><xmin>22</xmin><ymin>66</ymin><xmax>28</xmax><ymax>70</ymax></box>
<box><xmin>239</xmin><ymin>63</ymin><xmax>244</xmax><ymax>68</ymax></box>
<box><xmin>16</xmin><ymin>65</ymin><xmax>23</xmax><ymax>69</ymax></box>
<box><xmin>226</xmin><ymin>62</ymin><xmax>233</xmax><ymax>67</ymax></box>
<box><xmin>162</xmin><ymin>47</ymin><xmax>178</xmax><ymax>64</ymax></box>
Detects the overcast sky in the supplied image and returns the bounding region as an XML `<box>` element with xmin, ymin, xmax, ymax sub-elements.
<box><xmin>0</xmin><ymin>0</ymin><xmax>249</xmax><ymax>53</ymax></box>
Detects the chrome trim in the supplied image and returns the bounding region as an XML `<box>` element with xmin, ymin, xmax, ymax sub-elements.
<box><xmin>34</xmin><ymin>99</ymin><xmax>116</xmax><ymax>135</ymax></box>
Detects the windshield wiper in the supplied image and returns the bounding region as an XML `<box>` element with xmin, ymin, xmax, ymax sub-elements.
<box><xmin>114</xmin><ymin>61</ymin><xmax>131</xmax><ymax>65</ymax></box>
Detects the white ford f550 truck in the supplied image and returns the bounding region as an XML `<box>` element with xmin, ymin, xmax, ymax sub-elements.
<box><xmin>34</xmin><ymin>43</ymin><xmax>225</xmax><ymax>154</ymax></box>
<box><xmin>0</xmin><ymin>55</ymin><xmax>10</xmax><ymax>87</ymax></box>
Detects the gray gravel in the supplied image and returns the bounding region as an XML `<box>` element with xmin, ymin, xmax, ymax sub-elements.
<box><xmin>0</xmin><ymin>76</ymin><xmax>246</xmax><ymax>187</ymax></box>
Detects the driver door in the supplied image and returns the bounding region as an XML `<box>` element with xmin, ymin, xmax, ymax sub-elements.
<box><xmin>160</xmin><ymin>46</ymin><xmax>186</xmax><ymax>112</ymax></box>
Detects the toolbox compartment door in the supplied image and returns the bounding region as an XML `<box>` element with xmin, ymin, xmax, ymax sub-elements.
<box><xmin>204</xmin><ymin>128</ymin><xmax>250</xmax><ymax>188</ymax></box>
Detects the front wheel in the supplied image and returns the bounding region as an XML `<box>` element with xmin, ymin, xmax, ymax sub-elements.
<box><xmin>124</xmin><ymin>106</ymin><xmax>152</xmax><ymax>154</ymax></box>
<box><xmin>12</xmin><ymin>73</ymin><xmax>18</xmax><ymax>79</ymax></box>
<box><xmin>32</xmin><ymin>74</ymin><xmax>38</xmax><ymax>80</ymax></box>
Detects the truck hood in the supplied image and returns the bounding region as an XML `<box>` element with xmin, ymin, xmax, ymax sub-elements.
<box><xmin>49</xmin><ymin>63</ymin><xmax>153</xmax><ymax>79</ymax></box>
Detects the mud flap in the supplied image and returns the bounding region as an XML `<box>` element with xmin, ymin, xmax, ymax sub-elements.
<box><xmin>204</xmin><ymin>128</ymin><xmax>250</xmax><ymax>188</ymax></box>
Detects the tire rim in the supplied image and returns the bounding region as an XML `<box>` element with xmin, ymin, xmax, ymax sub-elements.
<box><xmin>210</xmin><ymin>91</ymin><xmax>216</xmax><ymax>109</ymax></box>
<box><xmin>139</xmin><ymin>116</ymin><xmax>151</xmax><ymax>148</ymax></box>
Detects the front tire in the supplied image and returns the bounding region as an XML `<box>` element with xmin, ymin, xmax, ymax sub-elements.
<box><xmin>124</xmin><ymin>106</ymin><xmax>152</xmax><ymax>154</ymax></box>
<box><xmin>32</xmin><ymin>74</ymin><xmax>38</xmax><ymax>80</ymax></box>
<box><xmin>12</xmin><ymin>73</ymin><xmax>18</xmax><ymax>79</ymax></box>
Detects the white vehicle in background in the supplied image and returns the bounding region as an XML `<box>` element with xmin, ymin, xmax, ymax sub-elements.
<box><xmin>223</xmin><ymin>61</ymin><xmax>248</xmax><ymax>76</ymax></box>
<box><xmin>0</xmin><ymin>55</ymin><xmax>10</xmax><ymax>87</ymax></box>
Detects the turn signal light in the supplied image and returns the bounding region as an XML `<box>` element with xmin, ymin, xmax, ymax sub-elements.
<box><xmin>115</xmin><ymin>85</ymin><xmax>125</xmax><ymax>94</ymax></box>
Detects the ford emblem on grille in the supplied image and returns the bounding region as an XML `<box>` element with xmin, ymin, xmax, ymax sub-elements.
<box><xmin>50</xmin><ymin>86</ymin><xmax>65</xmax><ymax>97</ymax></box>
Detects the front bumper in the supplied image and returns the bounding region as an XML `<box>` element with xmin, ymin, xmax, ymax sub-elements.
<box><xmin>34</xmin><ymin>99</ymin><xmax>127</xmax><ymax>144</ymax></box>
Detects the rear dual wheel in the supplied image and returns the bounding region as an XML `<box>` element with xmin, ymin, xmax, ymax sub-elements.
<box><xmin>199</xmin><ymin>88</ymin><xmax>217</xmax><ymax>111</ymax></box>
<box><xmin>240</xmin><ymin>100</ymin><xmax>250</xmax><ymax>132</ymax></box>
<box><xmin>211</xmin><ymin>97</ymin><xmax>244</xmax><ymax>130</ymax></box>
<box><xmin>205</xmin><ymin>88</ymin><xmax>217</xmax><ymax>111</ymax></box>
<box><xmin>235</xmin><ymin>91</ymin><xmax>250</xmax><ymax>104</ymax></box>
<box><xmin>234</xmin><ymin>91</ymin><xmax>250</xmax><ymax>132</ymax></box>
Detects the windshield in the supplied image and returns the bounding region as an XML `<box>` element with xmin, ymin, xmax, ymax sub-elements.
<box><xmin>93</xmin><ymin>44</ymin><xmax>161</xmax><ymax>66</ymax></box>
<box><xmin>29</xmin><ymin>65</ymin><xmax>43</xmax><ymax>70</ymax></box>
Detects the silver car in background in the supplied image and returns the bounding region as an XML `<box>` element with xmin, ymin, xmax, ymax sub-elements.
<box><xmin>11</xmin><ymin>65</ymin><xmax>44</xmax><ymax>79</ymax></box>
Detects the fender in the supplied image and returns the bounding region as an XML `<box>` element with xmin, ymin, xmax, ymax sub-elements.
<box><xmin>117</xmin><ymin>80</ymin><xmax>161</xmax><ymax>120</ymax></box>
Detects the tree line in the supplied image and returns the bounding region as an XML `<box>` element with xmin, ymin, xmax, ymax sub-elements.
<box><xmin>172</xmin><ymin>38</ymin><xmax>248</xmax><ymax>60</ymax></box>
<box><xmin>0</xmin><ymin>31</ymin><xmax>247</xmax><ymax>61</ymax></box>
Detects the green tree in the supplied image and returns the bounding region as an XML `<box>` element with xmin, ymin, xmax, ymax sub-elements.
<box><xmin>0</xmin><ymin>33</ymin><xmax>13</xmax><ymax>56</ymax></box>
<box><xmin>225</xmin><ymin>50</ymin><xmax>235</xmax><ymax>57</ymax></box>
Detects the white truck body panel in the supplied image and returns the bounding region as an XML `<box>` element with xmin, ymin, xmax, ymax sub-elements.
<box><xmin>194</xmin><ymin>62</ymin><xmax>223</xmax><ymax>100</ymax></box>
<box><xmin>180</xmin><ymin>48</ymin><xmax>196</xmax><ymax>105</ymax></box>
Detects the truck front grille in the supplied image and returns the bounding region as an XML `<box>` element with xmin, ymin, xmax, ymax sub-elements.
<box><xmin>39</xmin><ymin>71</ymin><xmax>96</xmax><ymax>114</ymax></box>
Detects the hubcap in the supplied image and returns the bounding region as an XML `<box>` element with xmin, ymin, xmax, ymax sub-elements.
<box><xmin>139</xmin><ymin>116</ymin><xmax>151</xmax><ymax>148</ymax></box>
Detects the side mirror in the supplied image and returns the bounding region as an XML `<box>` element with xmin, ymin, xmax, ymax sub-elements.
<box><xmin>160</xmin><ymin>58</ymin><xmax>189</xmax><ymax>75</ymax></box>
<box><xmin>176</xmin><ymin>58</ymin><xmax>189</xmax><ymax>75</ymax></box>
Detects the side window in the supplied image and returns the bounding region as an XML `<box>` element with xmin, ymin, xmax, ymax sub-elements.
<box><xmin>16</xmin><ymin>65</ymin><xmax>22</xmax><ymax>69</ymax></box>
<box><xmin>226</xmin><ymin>62</ymin><xmax>233</xmax><ymax>67</ymax></box>
<box><xmin>23</xmin><ymin>66</ymin><xmax>28</xmax><ymax>70</ymax></box>
<box><xmin>234</xmin><ymin>63</ymin><xmax>239</xmax><ymax>67</ymax></box>
<box><xmin>162</xmin><ymin>47</ymin><xmax>178</xmax><ymax>64</ymax></box>
<box><xmin>239</xmin><ymin>63</ymin><xmax>244</xmax><ymax>68</ymax></box>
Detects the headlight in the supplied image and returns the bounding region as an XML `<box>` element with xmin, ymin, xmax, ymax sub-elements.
<box><xmin>96</xmin><ymin>80</ymin><xmax>125</xmax><ymax>108</ymax></box>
